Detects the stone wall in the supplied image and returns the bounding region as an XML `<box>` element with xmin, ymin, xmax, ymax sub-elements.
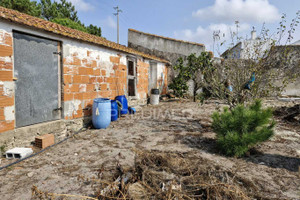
<box><xmin>270</xmin><ymin>45</ymin><xmax>300</xmax><ymax>96</ymax></box>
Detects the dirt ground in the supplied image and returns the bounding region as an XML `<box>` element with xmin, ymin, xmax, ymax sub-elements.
<box><xmin>0</xmin><ymin>99</ymin><xmax>300</xmax><ymax>200</ymax></box>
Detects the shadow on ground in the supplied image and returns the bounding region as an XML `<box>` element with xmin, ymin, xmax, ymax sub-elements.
<box><xmin>244</xmin><ymin>153</ymin><xmax>300</xmax><ymax>172</ymax></box>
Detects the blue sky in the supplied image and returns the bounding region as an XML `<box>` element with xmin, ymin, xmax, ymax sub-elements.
<box><xmin>68</xmin><ymin>0</ymin><xmax>300</xmax><ymax>55</ymax></box>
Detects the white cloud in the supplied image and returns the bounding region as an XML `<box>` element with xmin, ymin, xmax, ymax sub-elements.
<box><xmin>67</xmin><ymin>0</ymin><xmax>94</xmax><ymax>12</ymax></box>
<box><xmin>174</xmin><ymin>23</ymin><xmax>250</xmax><ymax>53</ymax></box>
<box><xmin>193</xmin><ymin>0</ymin><xmax>280</xmax><ymax>23</ymax></box>
<box><xmin>101</xmin><ymin>16</ymin><xmax>117</xmax><ymax>29</ymax></box>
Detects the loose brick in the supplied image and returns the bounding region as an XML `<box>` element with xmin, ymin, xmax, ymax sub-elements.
<box><xmin>0</xmin><ymin>70</ymin><xmax>12</xmax><ymax>81</ymax></box>
<box><xmin>35</xmin><ymin>134</ymin><xmax>54</xmax><ymax>149</ymax></box>
<box><xmin>0</xmin><ymin>120</ymin><xmax>14</xmax><ymax>133</ymax></box>
<box><xmin>0</xmin><ymin>45</ymin><xmax>12</xmax><ymax>57</ymax></box>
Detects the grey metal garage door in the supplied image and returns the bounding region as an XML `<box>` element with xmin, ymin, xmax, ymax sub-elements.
<box><xmin>13</xmin><ymin>32</ymin><xmax>61</xmax><ymax>128</ymax></box>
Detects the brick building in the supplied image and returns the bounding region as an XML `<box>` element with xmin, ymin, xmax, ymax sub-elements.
<box><xmin>0</xmin><ymin>6</ymin><xmax>169</xmax><ymax>137</ymax></box>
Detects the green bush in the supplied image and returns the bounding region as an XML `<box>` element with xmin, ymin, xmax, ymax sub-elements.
<box><xmin>212</xmin><ymin>100</ymin><xmax>275</xmax><ymax>157</ymax></box>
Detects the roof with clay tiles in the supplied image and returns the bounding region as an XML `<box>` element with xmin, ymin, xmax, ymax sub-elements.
<box><xmin>0</xmin><ymin>6</ymin><xmax>169</xmax><ymax>64</ymax></box>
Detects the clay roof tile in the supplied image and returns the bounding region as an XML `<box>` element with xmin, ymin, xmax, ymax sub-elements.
<box><xmin>0</xmin><ymin>6</ymin><xmax>169</xmax><ymax>64</ymax></box>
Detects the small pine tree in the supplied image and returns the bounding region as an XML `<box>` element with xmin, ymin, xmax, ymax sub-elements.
<box><xmin>212</xmin><ymin>100</ymin><xmax>275</xmax><ymax>157</ymax></box>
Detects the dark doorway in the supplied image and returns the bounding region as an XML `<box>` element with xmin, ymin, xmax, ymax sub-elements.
<box><xmin>13</xmin><ymin>32</ymin><xmax>61</xmax><ymax>127</ymax></box>
<box><xmin>127</xmin><ymin>59</ymin><xmax>136</xmax><ymax>97</ymax></box>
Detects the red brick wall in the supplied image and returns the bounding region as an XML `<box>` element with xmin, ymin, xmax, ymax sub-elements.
<box><xmin>161</xmin><ymin>64</ymin><xmax>168</xmax><ymax>95</ymax></box>
<box><xmin>137</xmin><ymin>59</ymin><xmax>150</xmax><ymax>99</ymax></box>
<box><xmin>0</xmin><ymin>31</ymin><xmax>167</xmax><ymax>132</ymax></box>
<box><xmin>62</xmin><ymin>52</ymin><xmax>127</xmax><ymax>120</ymax></box>
<box><xmin>0</xmin><ymin>30</ymin><xmax>14</xmax><ymax>132</ymax></box>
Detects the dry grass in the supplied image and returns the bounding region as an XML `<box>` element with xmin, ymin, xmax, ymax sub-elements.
<box><xmin>32</xmin><ymin>149</ymin><xmax>262</xmax><ymax>200</ymax></box>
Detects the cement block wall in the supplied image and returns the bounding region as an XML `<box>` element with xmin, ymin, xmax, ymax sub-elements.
<box><xmin>268</xmin><ymin>45</ymin><xmax>300</xmax><ymax>97</ymax></box>
<box><xmin>0</xmin><ymin>19</ymin><xmax>168</xmax><ymax>137</ymax></box>
<box><xmin>128</xmin><ymin>29</ymin><xmax>206</xmax><ymax>65</ymax></box>
<box><xmin>128</xmin><ymin>29</ymin><xmax>205</xmax><ymax>96</ymax></box>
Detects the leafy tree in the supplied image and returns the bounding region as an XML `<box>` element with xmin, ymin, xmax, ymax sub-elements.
<box><xmin>169</xmin><ymin>52</ymin><xmax>213</xmax><ymax>101</ymax></box>
<box><xmin>0</xmin><ymin>0</ymin><xmax>102</xmax><ymax>37</ymax></box>
<box><xmin>186</xmin><ymin>52</ymin><xmax>213</xmax><ymax>102</ymax></box>
<box><xmin>40</xmin><ymin>0</ymin><xmax>79</xmax><ymax>22</ymax></box>
<box><xmin>168</xmin><ymin>57</ymin><xmax>190</xmax><ymax>98</ymax></box>
<box><xmin>200</xmin><ymin>12</ymin><xmax>300</xmax><ymax>107</ymax></box>
<box><xmin>51</xmin><ymin>18</ymin><xmax>87</xmax><ymax>32</ymax></box>
<box><xmin>0</xmin><ymin>0</ymin><xmax>41</xmax><ymax>17</ymax></box>
<box><xmin>212</xmin><ymin>100</ymin><xmax>275</xmax><ymax>157</ymax></box>
<box><xmin>86</xmin><ymin>24</ymin><xmax>102</xmax><ymax>37</ymax></box>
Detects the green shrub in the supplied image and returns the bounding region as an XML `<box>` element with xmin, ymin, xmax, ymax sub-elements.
<box><xmin>212</xmin><ymin>100</ymin><xmax>275</xmax><ymax>157</ymax></box>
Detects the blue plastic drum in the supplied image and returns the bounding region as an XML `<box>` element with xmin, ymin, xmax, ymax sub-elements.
<box><xmin>111</xmin><ymin>100</ymin><xmax>118</xmax><ymax>121</ymax></box>
<box><xmin>115</xmin><ymin>95</ymin><xmax>128</xmax><ymax>115</ymax></box>
<box><xmin>92</xmin><ymin>98</ymin><xmax>111</xmax><ymax>129</ymax></box>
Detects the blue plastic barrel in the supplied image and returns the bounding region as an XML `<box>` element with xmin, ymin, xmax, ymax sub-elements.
<box><xmin>92</xmin><ymin>98</ymin><xmax>111</xmax><ymax>129</ymax></box>
<box><xmin>115</xmin><ymin>95</ymin><xmax>128</xmax><ymax>115</ymax></box>
<box><xmin>111</xmin><ymin>100</ymin><xmax>118</xmax><ymax>121</ymax></box>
